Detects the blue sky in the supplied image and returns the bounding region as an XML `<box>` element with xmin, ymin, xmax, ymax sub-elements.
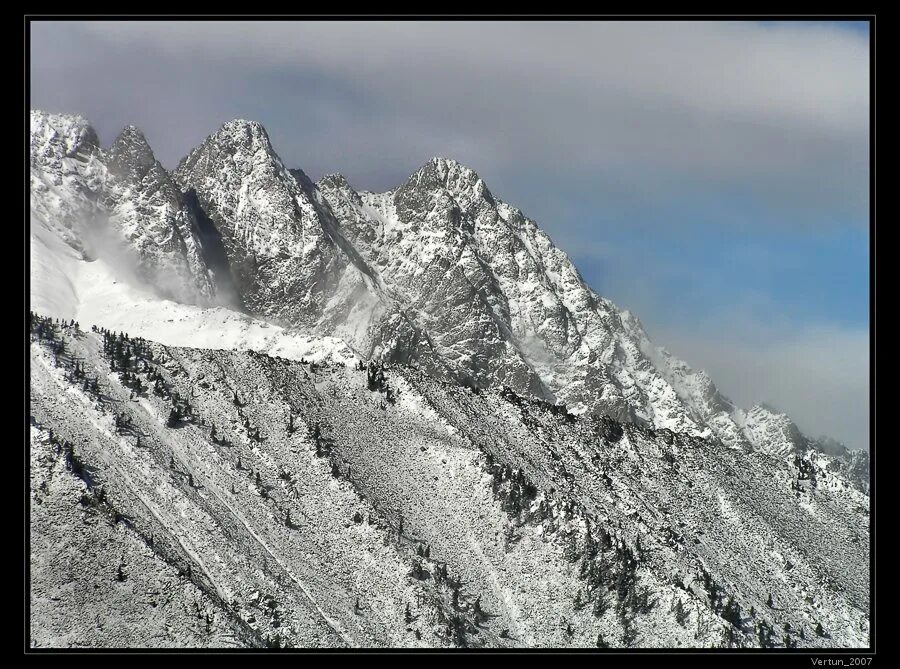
<box><xmin>542</xmin><ymin>183</ymin><xmax>869</xmax><ymax>329</ymax></box>
<box><xmin>29</xmin><ymin>20</ymin><xmax>870</xmax><ymax>449</ymax></box>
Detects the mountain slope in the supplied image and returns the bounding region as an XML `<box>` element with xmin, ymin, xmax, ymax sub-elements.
<box><xmin>29</xmin><ymin>318</ymin><xmax>869</xmax><ymax>648</ymax></box>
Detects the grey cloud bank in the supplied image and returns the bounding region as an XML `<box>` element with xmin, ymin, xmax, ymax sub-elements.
<box><xmin>657</xmin><ymin>321</ymin><xmax>869</xmax><ymax>453</ymax></box>
<box><xmin>31</xmin><ymin>20</ymin><xmax>868</xmax><ymax>221</ymax></box>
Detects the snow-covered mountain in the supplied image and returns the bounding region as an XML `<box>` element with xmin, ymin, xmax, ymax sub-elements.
<box><xmin>28</xmin><ymin>111</ymin><xmax>870</xmax><ymax>648</ymax></box>
<box><xmin>172</xmin><ymin>119</ymin><xmax>867</xmax><ymax>470</ymax></box>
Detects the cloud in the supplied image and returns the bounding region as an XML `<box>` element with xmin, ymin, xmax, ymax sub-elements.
<box><xmin>563</xmin><ymin>233</ymin><xmax>870</xmax><ymax>451</ymax></box>
<box><xmin>653</xmin><ymin>316</ymin><xmax>870</xmax><ymax>452</ymax></box>
<box><xmin>30</xmin><ymin>20</ymin><xmax>869</xmax><ymax>225</ymax></box>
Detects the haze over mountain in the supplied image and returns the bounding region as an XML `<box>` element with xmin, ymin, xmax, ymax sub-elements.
<box><xmin>29</xmin><ymin>110</ymin><xmax>869</xmax><ymax>648</ymax></box>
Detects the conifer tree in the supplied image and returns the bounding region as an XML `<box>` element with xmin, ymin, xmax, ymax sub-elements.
<box><xmin>674</xmin><ymin>598</ymin><xmax>688</xmax><ymax>626</ymax></box>
<box><xmin>756</xmin><ymin>621</ymin><xmax>775</xmax><ymax>648</ymax></box>
<box><xmin>592</xmin><ymin>590</ymin><xmax>609</xmax><ymax>617</ymax></box>
<box><xmin>722</xmin><ymin>596</ymin><xmax>743</xmax><ymax>630</ymax></box>
<box><xmin>409</xmin><ymin>561</ymin><xmax>425</xmax><ymax>580</ymax></box>
<box><xmin>472</xmin><ymin>596</ymin><xmax>486</xmax><ymax>624</ymax></box>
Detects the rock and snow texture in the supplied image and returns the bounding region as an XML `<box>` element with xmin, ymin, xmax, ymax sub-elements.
<box><xmin>173</xmin><ymin>120</ymin><xmax>368</xmax><ymax>328</ymax></box>
<box><xmin>29</xmin><ymin>323</ymin><xmax>869</xmax><ymax>648</ymax></box>
<box><xmin>29</xmin><ymin>111</ymin><xmax>870</xmax><ymax>648</ymax></box>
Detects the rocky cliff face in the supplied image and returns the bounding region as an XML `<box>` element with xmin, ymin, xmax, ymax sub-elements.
<box><xmin>173</xmin><ymin>120</ymin><xmax>358</xmax><ymax>325</ymax></box>
<box><xmin>30</xmin><ymin>110</ymin><xmax>105</xmax><ymax>252</ymax></box>
<box><xmin>102</xmin><ymin>125</ymin><xmax>217</xmax><ymax>302</ymax></box>
<box><xmin>317</xmin><ymin>160</ymin><xmax>688</xmax><ymax>427</ymax></box>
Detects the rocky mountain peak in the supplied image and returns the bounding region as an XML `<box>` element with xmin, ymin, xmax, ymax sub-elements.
<box><xmin>400</xmin><ymin>156</ymin><xmax>495</xmax><ymax>209</ymax></box>
<box><xmin>814</xmin><ymin>435</ymin><xmax>852</xmax><ymax>458</ymax></box>
<box><xmin>318</xmin><ymin>172</ymin><xmax>352</xmax><ymax>191</ymax></box>
<box><xmin>754</xmin><ymin>401</ymin><xmax>784</xmax><ymax>416</ymax></box>
<box><xmin>105</xmin><ymin>125</ymin><xmax>161</xmax><ymax>182</ymax></box>
<box><xmin>172</xmin><ymin>118</ymin><xmax>362</xmax><ymax>326</ymax></box>
<box><xmin>174</xmin><ymin>119</ymin><xmax>282</xmax><ymax>186</ymax></box>
<box><xmin>113</xmin><ymin>123</ymin><xmax>149</xmax><ymax>146</ymax></box>
<box><xmin>212</xmin><ymin>118</ymin><xmax>273</xmax><ymax>153</ymax></box>
<box><xmin>317</xmin><ymin>173</ymin><xmax>363</xmax><ymax>207</ymax></box>
<box><xmin>739</xmin><ymin>403</ymin><xmax>810</xmax><ymax>456</ymax></box>
<box><xmin>30</xmin><ymin>109</ymin><xmax>100</xmax><ymax>164</ymax></box>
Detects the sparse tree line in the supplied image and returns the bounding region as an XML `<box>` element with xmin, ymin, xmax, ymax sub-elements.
<box><xmin>694</xmin><ymin>565</ymin><xmax>826</xmax><ymax>648</ymax></box>
<box><xmin>301</xmin><ymin>407</ymin><xmax>495</xmax><ymax>647</ymax></box>
<box><xmin>30</xmin><ymin>312</ymin><xmax>80</xmax><ymax>342</ymax></box>
<box><xmin>33</xmin><ymin>316</ymin><xmax>335</xmax><ymax>647</ymax></box>
<box><xmin>44</xmin><ymin>418</ymin><xmax>250</xmax><ymax>642</ymax></box>
<box><xmin>403</xmin><ymin>538</ymin><xmax>495</xmax><ymax>647</ymax></box>
<box><xmin>33</xmin><ymin>313</ymin><xmax>223</xmax><ymax>504</ymax></box>
<box><xmin>36</xmin><ymin>426</ymin><xmax>169</xmax><ymax>585</ymax></box>
<box><xmin>30</xmin><ymin>314</ymin><xmax>127</xmax><ymax>407</ymax></box>
<box><xmin>476</xmin><ymin>442</ymin><xmax>827</xmax><ymax>648</ymax></box>
<box><xmin>299</xmin><ymin>356</ymin><xmax>346</xmax><ymax>373</ymax></box>
<box><xmin>97</xmin><ymin>327</ymin><xmax>209</xmax><ymax>442</ymax></box>
<box><xmin>481</xmin><ymin>449</ymin><xmax>656</xmax><ymax>646</ymax></box>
